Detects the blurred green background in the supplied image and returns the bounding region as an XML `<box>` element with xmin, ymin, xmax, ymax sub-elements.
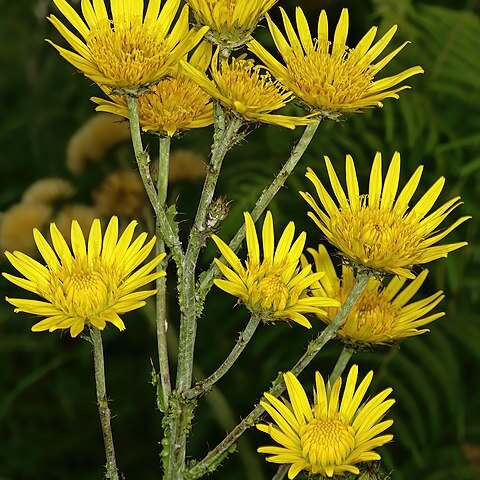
<box><xmin>1</xmin><ymin>0</ymin><xmax>479</xmax><ymax>479</ymax></box>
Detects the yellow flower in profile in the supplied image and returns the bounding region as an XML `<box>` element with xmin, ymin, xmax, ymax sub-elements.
<box><xmin>93</xmin><ymin>170</ymin><xmax>147</xmax><ymax>218</ymax></box>
<box><xmin>92</xmin><ymin>43</ymin><xmax>214</xmax><ymax>136</ymax></box>
<box><xmin>47</xmin><ymin>0</ymin><xmax>208</xmax><ymax>89</ymax></box>
<box><xmin>301</xmin><ymin>152</ymin><xmax>470</xmax><ymax>278</ymax></box>
<box><xmin>248</xmin><ymin>7</ymin><xmax>424</xmax><ymax>117</ymax></box>
<box><xmin>3</xmin><ymin>216</ymin><xmax>165</xmax><ymax>337</ymax></box>
<box><xmin>181</xmin><ymin>51</ymin><xmax>312</xmax><ymax>129</ymax></box>
<box><xmin>305</xmin><ymin>244</ymin><xmax>445</xmax><ymax>346</ymax></box>
<box><xmin>0</xmin><ymin>204</ymin><xmax>53</xmax><ymax>258</ymax></box>
<box><xmin>257</xmin><ymin>366</ymin><xmax>394</xmax><ymax>478</ymax></box>
<box><xmin>212</xmin><ymin>212</ymin><xmax>340</xmax><ymax>328</ymax></box>
<box><xmin>67</xmin><ymin>113</ymin><xmax>131</xmax><ymax>174</ymax></box>
<box><xmin>22</xmin><ymin>178</ymin><xmax>74</xmax><ymax>205</ymax></box>
<box><xmin>187</xmin><ymin>0</ymin><xmax>278</xmax><ymax>47</ymax></box>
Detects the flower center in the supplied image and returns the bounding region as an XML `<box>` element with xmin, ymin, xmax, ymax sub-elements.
<box><xmin>213</xmin><ymin>58</ymin><xmax>291</xmax><ymax>114</ymax></box>
<box><xmin>64</xmin><ymin>270</ymin><xmax>109</xmax><ymax>318</ymax></box>
<box><xmin>256</xmin><ymin>273</ymin><xmax>290</xmax><ymax>311</ymax></box>
<box><xmin>331</xmin><ymin>285</ymin><xmax>400</xmax><ymax>342</ymax></box>
<box><xmin>285</xmin><ymin>40</ymin><xmax>375</xmax><ymax>111</ymax></box>
<box><xmin>137</xmin><ymin>76</ymin><xmax>212</xmax><ymax>134</ymax></box>
<box><xmin>329</xmin><ymin>206</ymin><xmax>422</xmax><ymax>269</ymax></box>
<box><xmin>300</xmin><ymin>416</ymin><xmax>356</xmax><ymax>467</ymax></box>
<box><xmin>87</xmin><ymin>17</ymin><xmax>169</xmax><ymax>88</ymax></box>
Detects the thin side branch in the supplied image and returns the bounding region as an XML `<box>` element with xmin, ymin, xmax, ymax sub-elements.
<box><xmin>184</xmin><ymin>314</ymin><xmax>262</xmax><ymax>399</ymax></box>
<box><xmin>187</xmin><ymin>271</ymin><xmax>370</xmax><ymax>479</ymax></box>
<box><xmin>196</xmin><ymin>121</ymin><xmax>321</xmax><ymax>310</ymax></box>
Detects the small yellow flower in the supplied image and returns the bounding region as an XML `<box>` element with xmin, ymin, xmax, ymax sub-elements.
<box><xmin>212</xmin><ymin>212</ymin><xmax>339</xmax><ymax>328</ymax></box>
<box><xmin>92</xmin><ymin>43</ymin><xmax>214</xmax><ymax>136</ymax></box>
<box><xmin>3</xmin><ymin>216</ymin><xmax>165</xmax><ymax>337</ymax></box>
<box><xmin>305</xmin><ymin>244</ymin><xmax>445</xmax><ymax>346</ymax></box>
<box><xmin>0</xmin><ymin>204</ymin><xmax>53</xmax><ymax>258</ymax></box>
<box><xmin>248</xmin><ymin>7</ymin><xmax>424</xmax><ymax>117</ymax></box>
<box><xmin>181</xmin><ymin>51</ymin><xmax>312</xmax><ymax>129</ymax></box>
<box><xmin>301</xmin><ymin>152</ymin><xmax>470</xmax><ymax>278</ymax></box>
<box><xmin>257</xmin><ymin>366</ymin><xmax>395</xmax><ymax>478</ymax></box>
<box><xmin>48</xmin><ymin>0</ymin><xmax>208</xmax><ymax>89</ymax></box>
<box><xmin>168</xmin><ymin>149</ymin><xmax>206</xmax><ymax>183</ymax></box>
<box><xmin>93</xmin><ymin>170</ymin><xmax>147</xmax><ymax>218</ymax></box>
<box><xmin>187</xmin><ymin>0</ymin><xmax>279</xmax><ymax>48</ymax></box>
<box><xmin>22</xmin><ymin>178</ymin><xmax>74</xmax><ymax>205</ymax></box>
<box><xmin>67</xmin><ymin>113</ymin><xmax>131</xmax><ymax>174</ymax></box>
<box><xmin>53</xmin><ymin>204</ymin><xmax>99</xmax><ymax>243</ymax></box>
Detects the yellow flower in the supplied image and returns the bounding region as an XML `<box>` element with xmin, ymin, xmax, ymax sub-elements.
<box><xmin>186</xmin><ymin>0</ymin><xmax>279</xmax><ymax>48</ymax></box>
<box><xmin>67</xmin><ymin>113</ymin><xmax>131</xmax><ymax>174</ymax></box>
<box><xmin>47</xmin><ymin>0</ymin><xmax>208</xmax><ymax>89</ymax></box>
<box><xmin>22</xmin><ymin>178</ymin><xmax>74</xmax><ymax>205</ymax></box>
<box><xmin>168</xmin><ymin>149</ymin><xmax>207</xmax><ymax>183</ymax></box>
<box><xmin>257</xmin><ymin>365</ymin><xmax>394</xmax><ymax>478</ymax></box>
<box><xmin>3</xmin><ymin>216</ymin><xmax>165</xmax><ymax>337</ymax></box>
<box><xmin>301</xmin><ymin>152</ymin><xmax>470</xmax><ymax>278</ymax></box>
<box><xmin>92</xmin><ymin>43</ymin><xmax>214</xmax><ymax>136</ymax></box>
<box><xmin>181</xmin><ymin>51</ymin><xmax>312</xmax><ymax>129</ymax></box>
<box><xmin>93</xmin><ymin>170</ymin><xmax>147</xmax><ymax>218</ymax></box>
<box><xmin>0</xmin><ymin>204</ymin><xmax>53</xmax><ymax>258</ymax></box>
<box><xmin>305</xmin><ymin>244</ymin><xmax>445</xmax><ymax>346</ymax></box>
<box><xmin>54</xmin><ymin>204</ymin><xmax>99</xmax><ymax>243</ymax></box>
<box><xmin>248</xmin><ymin>7</ymin><xmax>424</xmax><ymax>117</ymax></box>
<box><xmin>211</xmin><ymin>212</ymin><xmax>339</xmax><ymax>328</ymax></box>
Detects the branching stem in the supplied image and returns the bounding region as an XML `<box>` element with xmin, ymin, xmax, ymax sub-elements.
<box><xmin>187</xmin><ymin>271</ymin><xmax>370</xmax><ymax>479</ymax></box>
<box><xmin>185</xmin><ymin>314</ymin><xmax>262</xmax><ymax>399</ymax></box>
<box><xmin>330</xmin><ymin>345</ymin><xmax>354</xmax><ymax>385</ymax></box>
<box><xmin>196</xmin><ymin>121</ymin><xmax>321</xmax><ymax>309</ymax></box>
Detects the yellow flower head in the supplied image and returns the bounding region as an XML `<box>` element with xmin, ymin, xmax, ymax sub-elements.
<box><xmin>305</xmin><ymin>244</ymin><xmax>445</xmax><ymax>347</ymax></box>
<box><xmin>248</xmin><ymin>7</ymin><xmax>424</xmax><ymax>117</ymax></box>
<box><xmin>0</xmin><ymin>204</ymin><xmax>53</xmax><ymax>258</ymax></box>
<box><xmin>22</xmin><ymin>178</ymin><xmax>74</xmax><ymax>205</ymax></box>
<box><xmin>92</xmin><ymin>42</ymin><xmax>214</xmax><ymax>136</ymax></box>
<box><xmin>186</xmin><ymin>0</ymin><xmax>279</xmax><ymax>48</ymax></box>
<box><xmin>257</xmin><ymin>366</ymin><xmax>394</xmax><ymax>478</ymax></box>
<box><xmin>301</xmin><ymin>152</ymin><xmax>470</xmax><ymax>278</ymax></box>
<box><xmin>3</xmin><ymin>216</ymin><xmax>165</xmax><ymax>337</ymax></box>
<box><xmin>93</xmin><ymin>170</ymin><xmax>147</xmax><ymax>218</ymax></box>
<box><xmin>67</xmin><ymin>113</ymin><xmax>131</xmax><ymax>174</ymax></box>
<box><xmin>47</xmin><ymin>0</ymin><xmax>208</xmax><ymax>89</ymax></box>
<box><xmin>211</xmin><ymin>212</ymin><xmax>339</xmax><ymax>328</ymax></box>
<box><xmin>181</xmin><ymin>51</ymin><xmax>312</xmax><ymax>129</ymax></box>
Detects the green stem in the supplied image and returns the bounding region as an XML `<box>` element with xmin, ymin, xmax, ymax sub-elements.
<box><xmin>90</xmin><ymin>327</ymin><xmax>119</xmax><ymax>480</ymax></box>
<box><xmin>156</xmin><ymin>135</ymin><xmax>172</xmax><ymax>410</ymax></box>
<box><xmin>185</xmin><ymin>314</ymin><xmax>262</xmax><ymax>399</ymax></box>
<box><xmin>196</xmin><ymin>121</ymin><xmax>320</xmax><ymax>310</ymax></box>
<box><xmin>330</xmin><ymin>345</ymin><xmax>354</xmax><ymax>386</ymax></box>
<box><xmin>126</xmin><ymin>95</ymin><xmax>184</xmax><ymax>266</ymax></box>
<box><xmin>187</xmin><ymin>271</ymin><xmax>370</xmax><ymax>480</ymax></box>
<box><xmin>176</xmin><ymin>106</ymin><xmax>243</xmax><ymax>392</ymax></box>
<box><xmin>167</xmin><ymin>105</ymin><xmax>243</xmax><ymax>480</ymax></box>
<box><xmin>272</xmin><ymin>465</ymin><xmax>289</xmax><ymax>480</ymax></box>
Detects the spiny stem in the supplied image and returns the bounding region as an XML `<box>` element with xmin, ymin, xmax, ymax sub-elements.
<box><xmin>176</xmin><ymin>105</ymin><xmax>243</xmax><ymax>392</ymax></box>
<box><xmin>185</xmin><ymin>314</ymin><xmax>262</xmax><ymax>399</ymax></box>
<box><xmin>167</xmin><ymin>105</ymin><xmax>243</xmax><ymax>480</ymax></box>
<box><xmin>156</xmin><ymin>135</ymin><xmax>172</xmax><ymax>409</ymax></box>
<box><xmin>196</xmin><ymin>121</ymin><xmax>321</xmax><ymax>309</ymax></box>
<box><xmin>187</xmin><ymin>271</ymin><xmax>370</xmax><ymax>479</ymax></box>
<box><xmin>126</xmin><ymin>95</ymin><xmax>183</xmax><ymax>266</ymax></box>
<box><xmin>90</xmin><ymin>327</ymin><xmax>119</xmax><ymax>480</ymax></box>
<box><xmin>330</xmin><ymin>345</ymin><xmax>354</xmax><ymax>385</ymax></box>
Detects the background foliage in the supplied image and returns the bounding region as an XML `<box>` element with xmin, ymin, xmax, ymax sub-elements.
<box><xmin>0</xmin><ymin>0</ymin><xmax>479</xmax><ymax>479</ymax></box>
